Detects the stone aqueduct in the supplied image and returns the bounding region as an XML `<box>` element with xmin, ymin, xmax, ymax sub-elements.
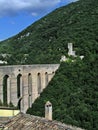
<box><xmin>0</xmin><ymin>64</ymin><xmax>59</xmax><ymax>112</ymax></box>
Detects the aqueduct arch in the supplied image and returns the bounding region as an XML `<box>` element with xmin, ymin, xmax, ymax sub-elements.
<box><xmin>45</xmin><ymin>72</ymin><xmax>48</xmax><ymax>87</ymax></box>
<box><xmin>37</xmin><ymin>73</ymin><xmax>41</xmax><ymax>95</ymax></box>
<box><xmin>17</xmin><ymin>74</ymin><xmax>22</xmax><ymax>98</ymax></box>
<box><xmin>3</xmin><ymin>75</ymin><xmax>10</xmax><ymax>105</ymax></box>
<box><xmin>28</xmin><ymin>73</ymin><xmax>32</xmax><ymax>108</ymax></box>
<box><xmin>0</xmin><ymin>64</ymin><xmax>59</xmax><ymax>112</ymax></box>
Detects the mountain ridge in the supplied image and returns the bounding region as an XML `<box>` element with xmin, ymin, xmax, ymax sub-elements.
<box><xmin>0</xmin><ymin>0</ymin><xmax>98</xmax><ymax>64</ymax></box>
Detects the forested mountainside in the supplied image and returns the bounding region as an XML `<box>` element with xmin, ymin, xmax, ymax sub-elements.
<box><xmin>27</xmin><ymin>59</ymin><xmax>98</xmax><ymax>130</ymax></box>
<box><xmin>1</xmin><ymin>0</ymin><xmax>98</xmax><ymax>129</ymax></box>
<box><xmin>0</xmin><ymin>0</ymin><xmax>98</xmax><ymax>64</ymax></box>
<box><xmin>26</xmin><ymin>0</ymin><xmax>98</xmax><ymax>130</ymax></box>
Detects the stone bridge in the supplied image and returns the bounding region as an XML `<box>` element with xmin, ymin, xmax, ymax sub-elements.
<box><xmin>0</xmin><ymin>64</ymin><xmax>59</xmax><ymax>112</ymax></box>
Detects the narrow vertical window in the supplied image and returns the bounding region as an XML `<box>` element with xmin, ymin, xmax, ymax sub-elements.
<box><xmin>3</xmin><ymin>75</ymin><xmax>9</xmax><ymax>105</ymax></box>
<box><xmin>45</xmin><ymin>72</ymin><xmax>48</xmax><ymax>87</ymax></box>
<box><xmin>28</xmin><ymin>73</ymin><xmax>32</xmax><ymax>107</ymax></box>
<box><xmin>17</xmin><ymin>74</ymin><xmax>22</xmax><ymax>98</ymax></box>
<box><xmin>37</xmin><ymin>73</ymin><xmax>41</xmax><ymax>94</ymax></box>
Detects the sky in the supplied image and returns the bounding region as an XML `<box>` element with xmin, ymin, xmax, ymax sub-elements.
<box><xmin>0</xmin><ymin>0</ymin><xmax>78</xmax><ymax>41</ymax></box>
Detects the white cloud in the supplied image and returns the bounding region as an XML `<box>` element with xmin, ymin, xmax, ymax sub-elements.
<box><xmin>31</xmin><ymin>12</ymin><xmax>38</xmax><ymax>16</ymax></box>
<box><xmin>0</xmin><ymin>0</ymin><xmax>61</xmax><ymax>17</ymax></box>
<box><xmin>0</xmin><ymin>0</ymin><xmax>79</xmax><ymax>17</ymax></box>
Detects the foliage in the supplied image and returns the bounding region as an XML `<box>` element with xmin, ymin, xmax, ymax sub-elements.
<box><xmin>9</xmin><ymin>102</ymin><xmax>14</xmax><ymax>108</ymax></box>
<box><xmin>0</xmin><ymin>0</ymin><xmax>98</xmax><ymax>129</ymax></box>
<box><xmin>0</xmin><ymin>0</ymin><xmax>98</xmax><ymax>64</ymax></box>
<box><xmin>27</xmin><ymin>58</ymin><xmax>98</xmax><ymax>130</ymax></box>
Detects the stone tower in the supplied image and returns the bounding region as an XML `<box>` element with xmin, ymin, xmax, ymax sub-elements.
<box><xmin>45</xmin><ymin>101</ymin><xmax>52</xmax><ymax>120</ymax></box>
<box><xmin>68</xmin><ymin>43</ymin><xmax>76</xmax><ymax>56</ymax></box>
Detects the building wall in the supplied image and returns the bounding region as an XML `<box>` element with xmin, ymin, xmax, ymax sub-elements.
<box><xmin>0</xmin><ymin>109</ymin><xmax>20</xmax><ymax>117</ymax></box>
<box><xmin>0</xmin><ymin>64</ymin><xmax>59</xmax><ymax>112</ymax></box>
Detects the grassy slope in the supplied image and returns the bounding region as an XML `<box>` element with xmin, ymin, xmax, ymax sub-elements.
<box><xmin>0</xmin><ymin>0</ymin><xmax>98</xmax><ymax>64</ymax></box>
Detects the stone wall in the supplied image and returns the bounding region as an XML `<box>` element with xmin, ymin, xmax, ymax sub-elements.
<box><xmin>0</xmin><ymin>64</ymin><xmax>59</xmax><ymax>112</ymax></box>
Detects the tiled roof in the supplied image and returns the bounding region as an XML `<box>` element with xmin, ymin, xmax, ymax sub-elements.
<box><xmin>3</xmin><ymin>113</ymin><xmax>84</xmax><ymax>130</ymax></box>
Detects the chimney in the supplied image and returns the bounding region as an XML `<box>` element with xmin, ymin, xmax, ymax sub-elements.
<box><xmin>45</xmin><ymin>101</ymin><xmax>52</xmax><ymax>120</ymax></box>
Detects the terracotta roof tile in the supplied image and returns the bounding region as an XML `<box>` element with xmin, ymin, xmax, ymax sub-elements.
<box><xmin>3</xmin><ymin>113</ymin><xmax>84</xmax><ymax>130</ymax></box>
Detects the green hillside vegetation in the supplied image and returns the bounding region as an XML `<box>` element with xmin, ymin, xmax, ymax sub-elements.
<box><xmin>0</xmin><ymin>0</ymin><xmax>98</xmax><ymax>64</ymax></box>
<box><xmin>27</xmin><ymin>57</ymin><xmax>98</xmax><ymax>130</ymax></box>
<box><xmin>0</xmin><ymin>0</ymin><xmax>98</xmax><ymax>129</ymax></box>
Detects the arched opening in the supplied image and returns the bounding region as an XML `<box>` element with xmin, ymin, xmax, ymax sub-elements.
<box><xmin>37</xmin><ymin>73</ymin><xmax>41</xmax><ymax>94</ymax></box>
<box><xmin>45</xmin><ymin>72</ymin><xmax>48</xmax><ymax>87</ymax></box>
<box><xmin>3</xmin><ymin>75</ymin><xmax>9</xmax><ymax>105</ymax></box>
<box><xmin>17</xmin><ymin>98</ymin><xmax>22</xmax><ymax>110</ymax></box>
<box><xmin>28</xmin><ymin>73</ymin><xmax>32</xmax><ymax>108</ymax></box>
<box><xmin>52</xmin><ymin>71</ymin><xmax>55</xmax><ymax>74</ymax></box>
<box><xmin>17</xmin><ymin>74</ymin><xmax>22</xmax><ymax>98</ymax></box>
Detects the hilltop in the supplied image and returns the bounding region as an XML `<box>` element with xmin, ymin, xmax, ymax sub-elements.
<box><xmin>0</xmin><ymin>0</ymin><xmax>98</xmax><ymax>64</ymax></box>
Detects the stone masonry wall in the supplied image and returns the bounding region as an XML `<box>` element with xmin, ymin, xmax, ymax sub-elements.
<box><xmin>0</xmin><ymin>64</ymin><xmax>59</xmax><ymax>112</ymax></box>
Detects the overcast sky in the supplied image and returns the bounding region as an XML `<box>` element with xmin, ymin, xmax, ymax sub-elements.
<box><xmin>0</xmin><ymin>0</ymin><xmax>78</xmax><ymax>41</ymax></box>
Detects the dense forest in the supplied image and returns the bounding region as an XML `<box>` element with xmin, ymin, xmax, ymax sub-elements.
<box><xmin>27</xmin><ymin>56</ymin><xmax>98</xmax><ymax>130</ymax></box>
<box><xmin>0</xmin><ymin>0</ymin><xmax>98</xmax><ymax>64</ymax></box>
<box><xmin>0</xmin><ymin>0</ymin><xmax>98</xmax><ymax>129</ymax></box>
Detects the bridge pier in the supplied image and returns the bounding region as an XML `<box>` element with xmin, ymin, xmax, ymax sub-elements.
<box><xmin>10</xmin><ymin>76</ymin><xmax>19</xmax><ymax>106</ymax></box>
<box><xmin>32</xmin><ymin>72</ymin><xmax>38</xmax><ymax>103</ymax></box>
<box><xmin>0</xmin><ymin>64</ymin><xmax>59</xmax><ymax>112</ymax></box>
<box><xmin>0</xmin><ymin>77</ymin><xmax>3</xmax><ymax>103</ymax></box>
<box><xmin>22</xmin><ymin>74</ymin><xmax>29</xmax><ymax>113</ymax></box>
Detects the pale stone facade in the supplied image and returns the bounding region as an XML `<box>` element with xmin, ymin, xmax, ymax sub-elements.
<box><xmin>60</xmin><ymin>55</ymin><xmax>67</xmax><ymax>62</ymax></box>
<box><xmin>68</xmin><ymin>43</ymin><xmax>76</xmax><ymax>56</ymax></box>
<box><xmin>0</xmin><ymin>64</ymin><xmax>59</xmax><ymax>113</ymax></box>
